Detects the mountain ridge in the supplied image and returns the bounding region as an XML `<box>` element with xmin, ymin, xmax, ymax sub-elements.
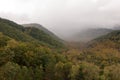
<box><xmin>0</xmin><ymin>17</ymin><xmax>64</xmax><ymax>48</ymax></box>
<box><xmin>70</xmin><ymin>28</ymin><xmax>113</xmax><ymax>42</ymax></box>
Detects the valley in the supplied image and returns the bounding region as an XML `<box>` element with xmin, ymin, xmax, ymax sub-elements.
<box><xmin>0</xmin><ymin>18</ymin><xmax>120</xmax><ymax>80</ymax></box>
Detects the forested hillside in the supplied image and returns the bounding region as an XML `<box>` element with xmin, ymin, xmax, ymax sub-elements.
<box><xmin>24</xmin><ymin>27</ymin><xmax>64</xmax><ymax>48</ymax></box>
<box><xmin>0</xmin><ymin>32</ymin><xmax>69</xmax><ymax>80</ymax></box>
<box><xmin>62</xmin><ymin>30</ymin><xmax>120</xmax><ymax>80</ymax></box>
<box><xmin>23</xmin><ymin>23</ymin><xmax>60</xmax><ymax>40</ymax></box>
<box><xmin>0</xmin><ymin>18</ymin><xmax>120</xmax><ymax>80</ymax></box>
<box><xmin>0</xmin><ymin>18</ymin><xmax>64</xmax><ymax>48</ymax></box>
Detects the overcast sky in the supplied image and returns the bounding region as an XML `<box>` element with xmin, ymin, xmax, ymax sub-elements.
<box><xmin>0</xmin><ymin>0</ymin><xmax>120</xmax><ymax>39</ymax></box>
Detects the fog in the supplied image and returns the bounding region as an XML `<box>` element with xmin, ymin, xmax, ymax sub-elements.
<box><xmin>0</xmin><ymin>0</ymin><xmax>120</xmax><ymax>39</ymax></box>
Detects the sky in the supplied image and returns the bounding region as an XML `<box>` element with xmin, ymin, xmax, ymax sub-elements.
<box><xmin>0</xmin><ymin>0</ymin><xmax>120</xmax><ymax>39</ymax></box>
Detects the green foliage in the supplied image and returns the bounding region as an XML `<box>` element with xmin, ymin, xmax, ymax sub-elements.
<box><xmin>75</xmin><ymin>62</ymin><xmax>100</xmax><ymax>80</ymax></box>
<box><xmin>104</xmin><ymin>64</ymin><xmax>120</xmax><ymax>80</ymax></box>
<box><xmin>24</xmin><ymin>27</ymin><xmax>64</xmax><ymax>48</ymax></box>
<box><xmin>0</xmin><ymin>33</ymin><xmax>10</xmax><ymax>47</ymax></box>
<box><xmin>0</xmin><ymin>18</ymin><xmax>64</xmax><ymax>49</ymax></box>
<box><xmin>0</xmin><ymin>18</ymin><xmax>120</xmax><ymax>80</ymax></box>
<box><xmin>55</xmin><ymin>62</ymin><xmax>72</xmax><ymax>80</ymax></box>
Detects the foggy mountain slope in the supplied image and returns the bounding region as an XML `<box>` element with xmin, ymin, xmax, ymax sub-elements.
<box><xmin>23</xmin><ymin>24</ymin><xmax>53</xmax><ymax>36</ymax></box>
<box><xmin>69</xmin><ymin>28</ymin><xmax>113</xmax><ymax>42</ymax></box>
<box><xmin>23</xmin><ymin>23</ymin><xmax>64</xmax><ymax>42</ymax></box>
<box><xmin>24</xmin><ymin>27</ymin><xmax>64</xmax><ymax>48</ymax></box>
<box><xmin>92</xmin><ymin>30</ymin><xmax>120</xmax><ymax>43</ymax></box>
<box><xmin>86</xmin><ymin>30</ymin><xmax>120</xmax><ymax>51</ymax></box>
<box><xmin>113</xmin><ymin>25</ymin><xmax>120</xmax><ymax>30</ymax></box>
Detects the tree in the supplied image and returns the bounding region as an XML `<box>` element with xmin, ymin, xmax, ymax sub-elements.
<box><xmin>75</xmin><ymin>62</ymin><xmax>100</xmax><ymax>80</ymax></box>
<box><xmin>104</xmin><ymin>64</ymin><xmax>120</xmax><ymax>80</ymax></box>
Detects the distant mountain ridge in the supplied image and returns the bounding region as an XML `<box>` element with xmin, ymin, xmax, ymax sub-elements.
<box><xmin>70</xmin><ymin>28</ymin><xmax>113</xmax><ymax>42</ymax></box>
<box><xmin>113</xmin><ymin>25</ymin><xmax>120</xmax><ymax>30</ymax></box>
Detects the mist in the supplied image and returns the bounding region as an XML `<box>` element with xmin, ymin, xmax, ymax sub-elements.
<box><xmin>0</xmin><ymin>0</ymin><xmax>120</xmax><ymax>40</ymax></box>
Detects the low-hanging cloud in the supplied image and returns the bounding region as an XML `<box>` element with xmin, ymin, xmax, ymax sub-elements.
<box><xmin>0</xmin><ymin>0</ymin><xmax>120</xmax><ymax>39</ymax></box>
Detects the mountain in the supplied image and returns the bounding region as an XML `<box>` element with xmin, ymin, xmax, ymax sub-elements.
<box><xmin>0</xmin><ymin>18</ymin><xmax>35</xmax><ymax>42</ymax></box>
<box><xmin>23</xmin><ymin>23</ymin><xmax>64</xmax><ymax>48</ymax></box>
<box><xmin>0</xmin><ymin>18</ymin><xmax>64</xmax><ymax>48</ymax></box>
<box><xmin>73</xmin><ymin>30</ymin><xmax>120</xmax><ymax>69</ymax></box>
<box><xmin>23</xmin><ymin>23</ymin><xmax>62</xmax><ymax>41</ymax></box>
<box><xmin>23</xmin><ymin>24</ymin><xmax>53</xmax><ymax>36</ymax></box>
<box><xmin>24</xmin><ymin>27</ymin><xmax>64</xmax><ymax>48</ymax></box>
<box><xmin>113</xmin><ymin>25</ymin><xmax>120</xmax><ymax>30</ymax></box>
<box><xmin>90</xmin><ymin>30</ymin><xmax>120</xmax><ymax>43</ymax></box>
<box><xmin>87</xmin><ymin>30</ymin><xmax>120</xmax><ymax>52</ymax></box>
<box><xmin>71</xmin><ymin>28</ymin><xmax>113</xmax><ymax>42</ymax></box>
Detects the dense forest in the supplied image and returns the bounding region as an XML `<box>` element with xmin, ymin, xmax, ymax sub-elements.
<box><xmin>0</xmin><ymin>18</ymin><xmax>120</xmax><ymax>80</ymax></box>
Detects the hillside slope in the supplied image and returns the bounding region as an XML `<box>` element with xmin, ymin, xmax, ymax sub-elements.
<box><xmin>71</xmin><ymin>28</ymin><xmax>113</xmax><ymax>42</ymax></box>
<box><xmin>82</xmin><ymin>30</ymin><xmax>120</xmax><ymax>66</ymax></box>
<box><xmin>88</xmin><ymin>30</ymin><xmax>120</xmax><ymax>48</ymax></box>
<box><xmin>0</xmin><ymin>18</ymin><xmax>35</xmax><ymax>42</ymax></box>
<box><xmin>24</xmin><ymin>27</ymin><xmax>64</xmax><ymax>48</ymax></box>
<box><xmin>23</xmin><ymin>23</ymin><xmax>62</xmax><ymax>41</ymax></box>
<box><xmin>0</xmin><ymin>18</ymin><xmax>64</xmax><ymax>48</ymax></box>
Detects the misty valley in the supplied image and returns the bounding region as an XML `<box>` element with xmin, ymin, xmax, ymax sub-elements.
<box><xmin>0</xmin><ymin>17</ymin><xmax>120</xmax><ymax>80</ymax></box>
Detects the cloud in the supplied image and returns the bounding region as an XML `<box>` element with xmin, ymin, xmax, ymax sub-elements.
<box><xmin>0</xmin><ymin>0</ymin><xmax>120</xmax><ymax>39</ymax></box>
<box><xmin>0</xmin><ymin>12</ymin><xmax>31</xmax><ymax>23</ymax></box>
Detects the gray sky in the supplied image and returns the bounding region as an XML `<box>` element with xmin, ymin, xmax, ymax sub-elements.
<box><xmin>0</xmin><ymin>0</ymin><xmax>120</xmax><ymax>39</ymax></box>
